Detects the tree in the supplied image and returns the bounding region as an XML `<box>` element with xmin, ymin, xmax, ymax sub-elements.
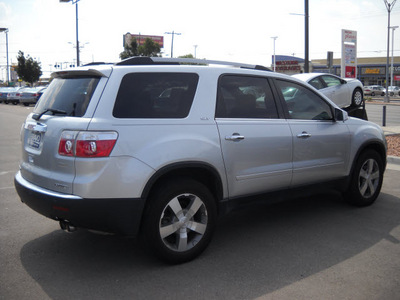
<box><xmin>16</xmin><ymin>51</ymin><xmax>42</xmax><ymax>86</ymax></box>
<box><xmin>120</xmin><ymin>37</ymin><xmax>161</xmax><ymax>59</ymax></box>
<box><xmin>179</xmin><ymin>54</ymin><xmax>195</xmax><ymax>59</ymax></box>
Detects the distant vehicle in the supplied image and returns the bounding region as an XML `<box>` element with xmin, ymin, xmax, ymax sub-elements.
<box><xmin>0</xmin><ymin>87</ymin><xmax>18</xmax><ymax>104</ymax></box>
<box><xmin>292</xmin><ymin>73</ymin><xmax>364</xmax><ymax>108</ymax></box>
<box><xmin>6</xmin><ymin>87</ymin><xmax>24</xmax><ymax>105</ymax></box>
<box><xmin>0</xmin><ymin>87</ymin><xmax>13</xmax><ymax>103</ymax></box>
<box><xmin>19</xmin><ymin>87</ymin><xmax>47</xmax><ymax>106</ymax></box>
<box><xmin>363</xmin><ymin>85</ymin><xmax>385</xmax><ymax>97</ymax></box>
<box><xmin>388</xmin><ymin>86</ymin><xmax>400</xmax><ymax>96</ymax></box>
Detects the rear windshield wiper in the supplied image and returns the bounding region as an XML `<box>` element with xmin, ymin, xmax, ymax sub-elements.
<box><xmin>32</xmin><ymin>108</ymin><xmax>67</xmax><ymax>120</ymax></box>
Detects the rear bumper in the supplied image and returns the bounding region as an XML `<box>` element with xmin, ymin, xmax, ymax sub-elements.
<box><xmin>14</xmin><ymin>171</ymin><xmax>145</xmax><ymax>236</ymax></box>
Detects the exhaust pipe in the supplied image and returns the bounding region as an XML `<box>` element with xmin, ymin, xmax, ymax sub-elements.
<box><xmin>59</xmin><ymin>220</ymin><xmax>77</xmax><ymax>232</ymax></box>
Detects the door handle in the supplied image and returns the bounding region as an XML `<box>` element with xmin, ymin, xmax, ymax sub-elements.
<box><xmin>297</xmin><ymin>131</ymin><xmax>311</xmax><ymax>139</ymax></box>
<box><xmin>225</xmin><ymin>133</ymin><xmax>245</xmax><ymax>141</ymax></box>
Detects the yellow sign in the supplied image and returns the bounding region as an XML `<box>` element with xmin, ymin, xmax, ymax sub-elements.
<box><xmin>365</xmin><ymin>68</ymin><xmax>380</xmax><ymax>74</ymax></box>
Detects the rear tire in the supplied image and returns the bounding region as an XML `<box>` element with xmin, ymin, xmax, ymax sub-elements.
<box><xmin>345</xmin><ymin>150</ymin><xmax>384</xmax><ymax>207</ymax></box>
<box><xmin>352</xmin><ymin>88</ymin><xmax>363</xmax><ymax>107</ymax></box>
<box><xmin>142</xmin><ymin>178</ymin><xmax>217</xmax><ymax>264</ymax></box>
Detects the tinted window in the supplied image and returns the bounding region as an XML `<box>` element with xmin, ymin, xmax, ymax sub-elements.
<box><xmin>309</xmin><ymin>77</ymin><xmax>324</xmax><ymax>90</ymax></box>
<box><xmin>276</xmin><ymin>80</ymin><xmax>333</xmax><ymax>120</ymax></box>
<box><xmin>216</xmin><ymin>75</ymin><xmax>278</xmax><ymax>119</ymax></box>
<box><xmin>321</xmin><ymin>75</ymin><xmax>341</xmax><ymax>87</ymax></box>
<box><xmin>34</xmin><ymin>77</ymin><xmax>100</xmax><ymax>117</ymax></box>
<box><xmin>113</xmin><ymin>73</ymin><xmax>199</xmax><ymax>118</ymax></box>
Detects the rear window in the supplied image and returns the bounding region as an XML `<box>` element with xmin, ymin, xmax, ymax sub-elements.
<box><xmin>113</xmin><ymin>73</ymin><xmax>199</xmax><ymax>118</ymax></box>
<box><xmin>34</xmin><ymin>77</ymin><xmax>100</xmax><ymax>117</ymax></box>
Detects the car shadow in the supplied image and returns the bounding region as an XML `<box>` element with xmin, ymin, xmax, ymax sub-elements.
<box><xmin>20</xmin><ymin>191</ymin><xmax>400</xmax><ymax>300</ymax></box>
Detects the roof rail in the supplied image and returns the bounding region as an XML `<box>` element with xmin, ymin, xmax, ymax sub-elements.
<box><xmin>115</xmin><ymin>56</ymin><xmax>271</xmax><ymax>71</ymax></box>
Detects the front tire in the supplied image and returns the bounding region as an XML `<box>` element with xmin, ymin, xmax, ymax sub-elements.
<box><xmin>352</xmin><ymin>88</ymin><xmax>363</xmax><ymax>107</ymax></box>
<box><xmin>345</xmin><ymin>150</ymin><xmax>384</xmax><ymax>207</ymax></box>
<box><xmin>142</xmin><ymin>178</ymin><xmax>217</xmax><ymax>264</ymax></box>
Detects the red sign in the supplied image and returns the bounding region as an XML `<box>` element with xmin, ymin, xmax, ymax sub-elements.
<box><xmin>395</xmin><ymin>75</ymin><xmax>400</xmax><ymax>81</ymax></box>
<box><xmin>345</xmin><ymin>66</ymin><xmax>356</xmax><ymax>78</ymax></box>
<box><xmin>124</xmin><ymin>33</ymin><xmax>164</xmax><ymax>48</ymax></box>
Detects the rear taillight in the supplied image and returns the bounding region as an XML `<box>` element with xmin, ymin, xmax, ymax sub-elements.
<box><xmin>58</xmin><ymin>131</ymin><xmax>118</xmax><ymax>158</ymax></box>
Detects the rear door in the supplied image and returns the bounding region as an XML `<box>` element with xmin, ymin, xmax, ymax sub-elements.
<box><xmin>216</xmin><ymin>74</ymin><xmax>292</xmax><ymax>198</ymax></box>
<box><xmin>19</xmin><ymin>70</ymin><xmax>107</xmax><ymax>194</ymax></box>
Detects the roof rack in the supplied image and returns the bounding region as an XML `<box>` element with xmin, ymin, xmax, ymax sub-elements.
<box><xmin>115</xmin><ymin>56</ymin><xmax>271</xmax><ymax>71</ymax></box>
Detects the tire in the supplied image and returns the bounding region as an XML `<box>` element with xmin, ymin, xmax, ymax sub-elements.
<box><xmin>142</xmin><ymin>178</ymin><xmax>217</xmax><ymax>264</ymax></box>
<box><xmin>4</xmin><ymin>100</ymin><xmax>9</xmax><ymax>104</ymax></box>
<box><xmin>345</xmin><ymin>150</ymin><xmax>384</xmax><ymax>207</ymax></box>
<box><xmin>352</xmin><ymin>88</ymin><xmax>363</xmax><ymax>107</ymax></box>
<box><xmin>12</xmin><ymin>101</ymin><xmax>18</xmax><ymax>105</ymax></box>
<box><xmin>23</xmin><ymin>103</ymin><xmax>29</xmax><ymax>106</ymax></box>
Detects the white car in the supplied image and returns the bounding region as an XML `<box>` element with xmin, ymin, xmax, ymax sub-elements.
<box><xmin>292</xmin><ymin>73</ymin><xmax>364</xmax><ymax>108</ymax></box>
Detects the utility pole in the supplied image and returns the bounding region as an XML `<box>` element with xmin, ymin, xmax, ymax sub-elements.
<box><xmin>60</xmin><ymin>0</ymin><xmax>81</xmax><ymax>66</ymax></box>
<box><xmin>165</xmin><ymin>31</ymin><xmax>181</xmax><ymax>58</ymax></box>
<box><xmin>0</xmin><ymin>28</ymin><xmax>9</xmax><ymax>85</ymax></box>
<box><xmin>271</xmin><ymin>36</ymin><xmax>278</xmax><ymax>72</ymax></box>
<box><xmin>304</xmin><ymin>0</ymin><xmax>309</xmax><ymax>73</ymax></box>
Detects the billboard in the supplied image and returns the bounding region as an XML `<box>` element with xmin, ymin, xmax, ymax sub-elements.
<box><xmin>341</xmin><ymin>29</ymin><xmax>357</xmax><ymax>78</ymax></box>
<box><xmin>124</xmin><ymin>33</ymin><xmax>164</xmax><ymax>48</ymax></box>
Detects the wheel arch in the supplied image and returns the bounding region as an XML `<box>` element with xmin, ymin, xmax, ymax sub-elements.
<box><xmin>141</xmin><ymin>161</ymin><xmax>224</xmax><ymax>207</ymax></box>
<box><xmin>350</xmin><ymin>140</ymin><xmax>387</xmax><ymax>177</ymax></box>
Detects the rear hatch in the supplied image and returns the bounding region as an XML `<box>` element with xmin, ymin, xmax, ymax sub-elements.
<box><xmin>19</xmin><ymin>67</ymin><xmax>111</xmax><ymax>194</ymax></box>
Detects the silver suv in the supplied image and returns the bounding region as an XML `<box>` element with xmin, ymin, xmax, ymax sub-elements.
<box><xmin>15</xmin><ymin>57</ymin><xmax>387</xmax><ymax>263</ymax></box>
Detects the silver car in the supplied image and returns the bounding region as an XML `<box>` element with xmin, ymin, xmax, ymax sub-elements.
<box><xmin>15</xmin><ymin>57</ymin><xmax>387</xmax><ymax>263</ymax></box>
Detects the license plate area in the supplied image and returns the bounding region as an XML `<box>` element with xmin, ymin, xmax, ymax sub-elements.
<box><xmin>27</xmin><ymin>131</ymin><xmax>43</xmax><ymax>149</ymax></box>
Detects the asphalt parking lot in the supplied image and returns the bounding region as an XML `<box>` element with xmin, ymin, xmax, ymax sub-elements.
<box><xmin>1</xmin><ymin>104</ymin><xmax>400</xmax><ymax>300</ymax></box>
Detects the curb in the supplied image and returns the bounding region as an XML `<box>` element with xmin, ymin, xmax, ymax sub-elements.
<box><xmin>388</xmin><ymin>156</ymin><xmax>400</xmax><ymax>165</ymax></box>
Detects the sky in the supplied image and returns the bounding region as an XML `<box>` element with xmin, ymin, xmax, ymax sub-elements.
<box><xmin>0</xmin><ymin>0</ymin><xmax>400</xmax><ymax>79</ymax></box>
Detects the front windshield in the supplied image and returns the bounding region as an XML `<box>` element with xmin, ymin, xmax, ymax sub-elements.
<box><xmin>34</xmin><ymin>76</ymin><xmax>100</xmax><ymax>117</ymax></box>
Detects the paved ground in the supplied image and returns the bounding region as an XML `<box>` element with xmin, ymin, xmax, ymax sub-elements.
<box><xmin>1</xmin><ymin>104</ymin><xmax>400</xmax><ymax>300</ymax></box>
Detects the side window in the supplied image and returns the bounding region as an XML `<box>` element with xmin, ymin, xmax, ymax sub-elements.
<box><xmin>309</xmin><ymin>77</ymin><xmax>324</xmax><ymax>90</ymax></box>
<box><xmin>216</xmin><ymin>75</ymin><xmax>278</xmax><ymax>119</ymax></box>
<box><xmin>275</xmin><ymin>79</ymin><xmax>333</xmax><ymax>121</ymax></box>
<box><xmin>321</xmin><ymin>75</ymin><xmax>341</xmax><ymax>87</ymax></box>
<box><xmin>113</xmin><ymin>73</ymin><xmax>199</xmax><ymax>118</ymax></box>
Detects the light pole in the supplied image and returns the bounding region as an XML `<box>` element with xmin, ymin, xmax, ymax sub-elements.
<box><xmin>194</xmin><ymin>45</ymin><xmax>198</xmax><ymax>58</ymax></box>
<box><xmin>304</xmin><ymin>0</ymin><xmax>309</xmax><ymax>73</ymax></box>
<box><xmin>390</xmin><ymin>25</ymin><xmax>399</xmax><ymax>89</ymax></box>
<box><xmin>271</xmin><ymin>36</ymin><xmax>278</xmax><ymax>71</ymax></box>
<box><xmin>165</xmin><ymin>31</ymin><xmax>181</xmax><ymax>58</ymax></box>
<box><xmin>0</xmin><ymin>28</ymin><xmax>9</xmax><ymax>85</ymax></box>
<box><xmin>383</xmin><ymin>0</ymin><xmax>397</xmax><ymax>103</ymax></box>
<box><xmin>60</xmin><ymin>0</ymin><xmax>81</xmax><ymax>66</ymax></box>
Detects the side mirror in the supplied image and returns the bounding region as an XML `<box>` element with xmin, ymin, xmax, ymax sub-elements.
<box><xmin>335</xmin><ymin>108</ymin><xmax>348</xmax><ymax>121</ymax></box>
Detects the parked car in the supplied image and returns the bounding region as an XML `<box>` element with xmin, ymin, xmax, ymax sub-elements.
<box><xmin>0</xmin><ymin>87</ymin><xmax>13</xmax><ymax>103</ymax></box>
<box><xmin>363</xmin><ymin>85</ymin><xmax>385</xmax><ymax>96</ymax></box>
<box><xmin>6</xmin><ymin>87</ymin><xmax>24</xmax><ymax>105</ymax></box>
<box><xmin>19</xmin><ymin>87</ymin><xmax>47</xmax><ymax>106</ymax></box>
<box><xmin>15</xmin><ymin>57</ymin><xmax>387</xmax><ymax>263</ymax></box>
<box><xmin>388</xmin><ymin>86</ymin><xmax>400</xmax><ymax>96</ymax></box>
<box><xmin>0</xmin><ymin>87</ymin><xmax>18</xmax><ymax>104</ymax></box>
<box><xmin>292</xmin><ymin>73</ymin><xmax>364</xmax><ymax>108</ymax></box>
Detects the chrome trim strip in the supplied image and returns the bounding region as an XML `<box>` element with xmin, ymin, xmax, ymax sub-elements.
<box><xmin>15</xmin><ymin>171</ymin><xmax>82</xmax><ymax>200</ymax></box>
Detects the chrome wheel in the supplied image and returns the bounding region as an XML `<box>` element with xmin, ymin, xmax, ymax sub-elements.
<box><xmin>143</xmin><ymin>178</ymin><xmax>216</xmax><ymax>263</ymax></box>
<box><xmin>358</xmin><ymin>158</ymin><xmax>380</xmax><ymax>198</ymax></box>
<box><xmin>159</xmin><ymin>193</ymin><xmax>208</xmax><ymax>252</ymax></box>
